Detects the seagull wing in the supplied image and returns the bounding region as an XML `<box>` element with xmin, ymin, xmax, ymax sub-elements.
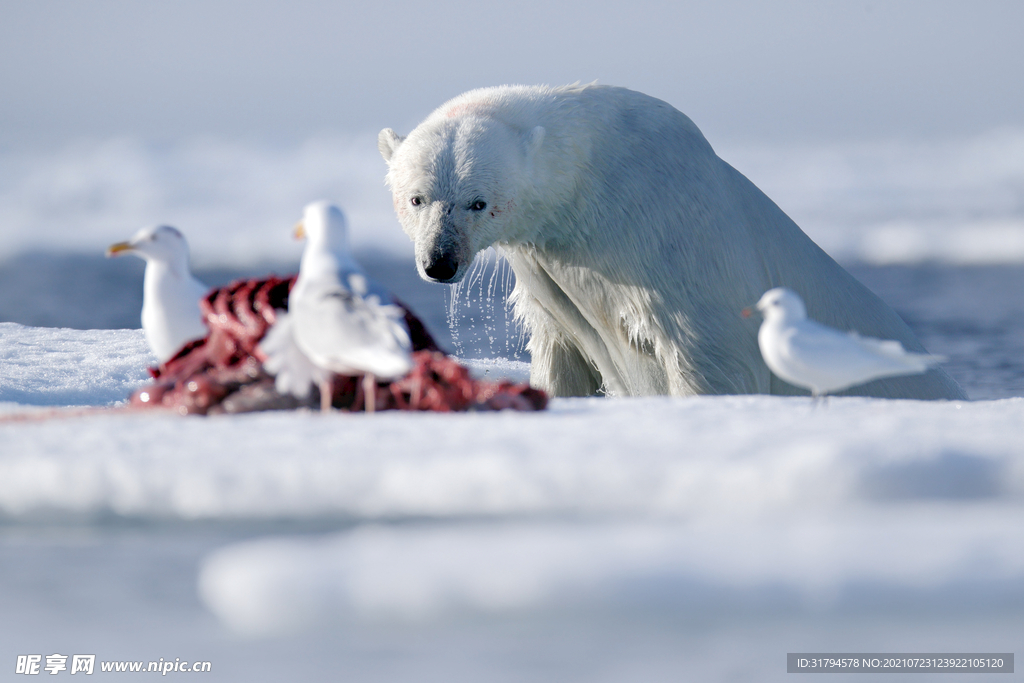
<box><xmin>292</xmin><ymin>277</ymin><xmax>413</xmax><ymax>380</ymax></box>
<box><xmin>259</xmin><ymin>310</ymin><xmax>328</xmax><ymax>398</ymax></box>
<box><xmin>849</xmin><ymin>332</ymin><xmax>946</xmax><ymax>367</ymax></box>
<box><xmin>782</xmin><ymin>320</ymin><xmax>938</xmax><ymax>393</ymax></box>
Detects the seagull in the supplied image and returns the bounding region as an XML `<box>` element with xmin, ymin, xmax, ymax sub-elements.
<box><xmin>260</xmin><ymin>201</ymin><xmax>413</xmax><ymax>412</ymax></box>
<box><xmin>107</xmin><ymin>225</ymin><xmax>209</xmax><ymax>363</ymax></box>
<box><xmin>742</xmin><ymin>287</ymin><xmax>945</xmax><ymax>398</ymax></box>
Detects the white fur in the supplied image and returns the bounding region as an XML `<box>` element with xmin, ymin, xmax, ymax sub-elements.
<box><xmin>380</xmin><ymin>84</ymin><xmax>966</xmax><ymax>399</ymax></box>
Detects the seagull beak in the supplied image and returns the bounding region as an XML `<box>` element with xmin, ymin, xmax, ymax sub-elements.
<box><xmin>293</xmin><ymin>221</ymin><xmax>306</xmax><ymax>240</ymax></box>
<box><xmin>106</xmin><ymin>241</ymin><xmax>133</xmax><ymax>257</ymax></box>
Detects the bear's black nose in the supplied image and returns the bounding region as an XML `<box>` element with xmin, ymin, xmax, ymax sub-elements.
<box><xmin>424</xmin><ymin>253</ymin><xmax>459</xmax><ymax>282</ymax></box>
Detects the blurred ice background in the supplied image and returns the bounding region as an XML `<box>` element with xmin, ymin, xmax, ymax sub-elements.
<box><xmin>1</xmin><ymin>1</ymin><xmax>1023</xmax><ymax>681</ymax></box>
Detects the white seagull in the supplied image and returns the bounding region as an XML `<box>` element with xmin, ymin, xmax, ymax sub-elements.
<box><xmin>107</xmin><ymin>225</ymin><xmax>209</xmax><ymax>363</ymax></box>
<box><xmin>260</xmin><ymin>201</ymin><xmax>413</xmax><ymax>412</ymax></box>
<box><xmin>744</xmin><ymin>287</ymin><xmax>945</xmax><ymax>398</ymax></box>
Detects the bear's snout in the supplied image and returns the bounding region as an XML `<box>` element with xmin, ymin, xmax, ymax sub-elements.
<box><xmin>423</xmin><ymin>252</ymin><xmax>460</xmax><ymax>283</ymax></box>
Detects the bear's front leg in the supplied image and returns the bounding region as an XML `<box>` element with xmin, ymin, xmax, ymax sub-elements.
<box><xmin>527</xmin><ymin>328</ymin><xmax>604</xmax><ymax>397</ymax></box>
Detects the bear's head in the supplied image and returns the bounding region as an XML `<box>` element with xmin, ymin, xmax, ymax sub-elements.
<box><xmin>379</xmin><ymin>116</ymin><xmax>545</xmax><ymax>284</ymax></box>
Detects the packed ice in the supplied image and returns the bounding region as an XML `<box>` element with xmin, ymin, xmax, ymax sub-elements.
<box><xmin>1</xmin><ymin>133</ymin><xmax>1022</xmax><ymax>682</ymax></box>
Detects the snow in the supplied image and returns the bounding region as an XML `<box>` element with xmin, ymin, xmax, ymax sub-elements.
<box><xmin>1</xmin><ymin>325</ymin><xmax>1022</xmax><ymax>665</ymax></box>
<box><xmin>197</xmin><ymin>510</ymin><xmax>1024</xmax><ymax>637</ymax></box>
<box><xmin>0</xmin><ymin>322</ymin><xmax>152</xmax><ymax>407</ymax></box>
<box><xmin>2</xmin><ymin>130</ymin><xmax>1024</xmax><ymax>268</ymax></box>
<box><xmin>0</xmin><ymin>136</ymin><xmax>406</xmax><ymax>267</ymax></box>
<box><xmin>1</xmin><ymin>322</ymin><xmax>1018</xmax><ymax>524</ymax></box>
<box><xmin>2</xmin><ymin>386</ymin><xmax>1021</xmax><ymax>521</ymax></box>
<box><xmin>719</xmin><ymin>128</ymin><xmax>1024</xmax><ymax>264</ymax></box>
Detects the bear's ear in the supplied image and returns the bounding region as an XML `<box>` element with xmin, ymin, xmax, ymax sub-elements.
<box><xmin>378</xmin><ymin>129</ymin><xmax>405</xmax><ymax>163</ymax></box>
<box><xmin>527</xmin><ymin>126</ymin><xmax>545</xmax><ymax>158</ymax></box>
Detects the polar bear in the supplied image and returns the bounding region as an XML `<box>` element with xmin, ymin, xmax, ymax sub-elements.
<box><xmin>378</xmin><ymin>84</ymin><xmax>966</xmax><ymax>400</ymax></box>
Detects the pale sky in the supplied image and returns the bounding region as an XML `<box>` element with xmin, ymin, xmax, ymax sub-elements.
<box><xmin>0</xmin><ymin>0</ymin><xmax>1021</xmax><ymax>146</ymax></box>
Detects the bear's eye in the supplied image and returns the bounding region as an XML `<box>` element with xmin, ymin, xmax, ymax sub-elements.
<box><xmin>470</xmin><ymin>200</ymin><xmax>487</xmax><ymax>211</ymax></box>
<box><xmin>410</xmin><ymin>196</ymin><xmax>423</xmax><ymax>207</ymax></box>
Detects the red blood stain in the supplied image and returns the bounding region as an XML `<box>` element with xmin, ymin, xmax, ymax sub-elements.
<box><xmin>130</xmin><ymin>275</ymin><xmax>546</xmax><ymax>415</ymax></box>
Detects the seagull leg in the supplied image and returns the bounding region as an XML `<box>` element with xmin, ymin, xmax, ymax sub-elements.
<box><xmin>320</xmin><ymin>377</ymin><xmax>334</xmax><ymax>413</ymax></box>
<box><xmin>363</xmin><ymin>373</ymin><xmax>376</xmax><ymax>415</ymax></box>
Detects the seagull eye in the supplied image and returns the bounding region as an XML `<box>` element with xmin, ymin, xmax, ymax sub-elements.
<box><xmin>470</xmin><ymin>200</ymin><xmax>487</xmax><ymax>211</ymax></box>
<box><xmin>410</xmin><ymin>196</ymin><xmax>423</xmax><ymax>207</ymax></box>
